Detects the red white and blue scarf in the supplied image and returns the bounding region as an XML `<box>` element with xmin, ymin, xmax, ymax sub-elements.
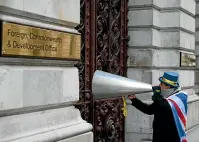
<box><xmin>166</xmin><ymin>91</ymin><xmax>188</xmax><ymax>142</ymax></box>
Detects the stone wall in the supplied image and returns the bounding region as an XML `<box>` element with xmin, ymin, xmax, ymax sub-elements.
<box><xmin>196</xmin><ymin>1</ymin><xmax>199</xmax><ymax>87</ymax></box>
<box><xmin>126</xmin><ymin>0</ymin><xmax>199</xmax><ymax>142</ymax></box>
<box><xmin>0</xmin><ymin>0</ymin><xmax>93</xmax><ymax>142</ymax></box>
<box><xmin>189</xmin><ymin>1</ymin><xmax>199</xmax><ymax>141</ymax></box>
<box><xmin>0</xmin><ymin>0</ymin><xmax>80</xmax><ymax>26</ymax></box>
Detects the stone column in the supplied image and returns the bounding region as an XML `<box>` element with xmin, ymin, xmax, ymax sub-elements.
<box><xmin>0</xmin><ymin>0</ymin><xmax>93</xmax><ymax>142</ymax></box>
<box><xmin>188</xmin><ymin>1</ymin><xmax>199</xmax><ymax>141</ymax></box>
<box><xmin>196</xmin><ymin>1</ymin><xmax>199</xmax><ymax>89</ymax></box>
<box><xmin>126</xmin><ymin>0</ymin><xmax>198</xmax><ymax>142</ymax></box>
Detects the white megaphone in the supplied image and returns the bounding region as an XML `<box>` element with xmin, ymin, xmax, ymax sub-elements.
<box><xmin>92</xmin><ymin>70</ymin><xmax>153</xmax><ymax>99</ymax></box>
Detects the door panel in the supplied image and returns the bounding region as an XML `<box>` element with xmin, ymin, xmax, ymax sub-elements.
<box><xmin>75</xmin><ymin>0</ymin><xmax>129</xmax><ymax>141</ymax></box>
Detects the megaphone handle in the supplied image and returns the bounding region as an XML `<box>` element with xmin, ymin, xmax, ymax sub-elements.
<box><xmin>121</xmin><ymin>96</ymin><xmax>127</xmax><ymax>117</ymax></box>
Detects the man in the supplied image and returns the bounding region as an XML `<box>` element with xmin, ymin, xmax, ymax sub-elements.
<box><xmin>128</xmin><ymin>72</ymin><xmax>188</xmax><ymax>142</ymax></box>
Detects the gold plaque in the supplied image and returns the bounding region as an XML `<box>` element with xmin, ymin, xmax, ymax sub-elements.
<box><xmin>1</xmin><ymin>22</ymin><xmax>81</xmax><ymax>60</ymax></box>
<box><xmin>180</xmin><ymin>52</ymin><xmax>196</xmax><ymax>67</ymax></box>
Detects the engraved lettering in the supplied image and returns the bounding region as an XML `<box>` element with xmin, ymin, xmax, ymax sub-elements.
<box><xmin>7</xmin><ymin>29</ymin><xmax>29</xmax><ymax>40</ymax></box>
<box><xmin>7</xmin><ymin>40</ymin><xmax>11</xmax><ymax>47</ymax></box>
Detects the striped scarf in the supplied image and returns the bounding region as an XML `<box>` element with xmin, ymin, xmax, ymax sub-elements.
<box><xmin>166</xmin><ymin>90</ymin><xmax>188</xmax><ymax>142</ymax></box>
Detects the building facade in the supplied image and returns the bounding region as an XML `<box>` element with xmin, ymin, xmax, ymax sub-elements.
<box><xmin>126</xmin><ymin>0</ymin><xmax>199</xmax><ymax>142</ymax></box>
<box><xmin>0</xmin><ymin>0</ymin><xmax>198</xmax><ymax>142</ymax></box>
<box><xmin>0</xmin><ymin>0</ymin><xmax>93</xmax><ymax>142</ymax></box>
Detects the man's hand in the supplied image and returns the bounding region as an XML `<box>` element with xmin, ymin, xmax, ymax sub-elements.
<box><xmin>127</xmin><ymin>94</ymin><xmax>136</xmax><ymax>100</ymax></box>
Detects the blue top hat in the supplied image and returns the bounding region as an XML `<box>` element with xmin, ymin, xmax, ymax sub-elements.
<box><xmin>159</xmin><ymin>72</ymin><xmax>179</xmax><ymax>88</ymax></box>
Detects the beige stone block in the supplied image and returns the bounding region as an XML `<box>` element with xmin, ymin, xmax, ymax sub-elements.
<box><xmin>0</xmin><ymin>0</ymin><xmax>80</xmax><ymax>24</ymax></box>
<box><xmin>0</xmin><ymin>66</ymin><xmax>79</xmax><ymax>111</ymax></box>
<box><xmin>128</xmin><ymin>9</ymin><xmax>160</xmax><ymax>27</ymax></box>
<box><xmin>128</xmin><ymin>49</ymin><xmax>180</xmax><ymax>67</ymax></box>
<box><xmin>0</xmin><ymin>106</ymin><xmax>93</xmax><ymax>142</ymax></box>
<box><xmin>160</xmin><ymin>11</ymin><xmax>195</xmax><ymax>33</ymax></box>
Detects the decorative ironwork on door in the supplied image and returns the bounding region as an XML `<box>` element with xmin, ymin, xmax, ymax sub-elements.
<box><xmin>75</xmin><ymin>0</ymin><xmax>129</xmax><ymax>141</ymax></box>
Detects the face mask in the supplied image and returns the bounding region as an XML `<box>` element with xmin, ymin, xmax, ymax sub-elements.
<box><xmin>161</xmin><ymin>88</ymin><xmax>175</xmax><ymax>98</ymax></box>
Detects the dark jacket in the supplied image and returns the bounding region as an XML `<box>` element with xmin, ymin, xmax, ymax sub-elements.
<box><xmin>130</xmin><ymin>94</ymin><xmax>180</xmax><ymax>142</ymax></box>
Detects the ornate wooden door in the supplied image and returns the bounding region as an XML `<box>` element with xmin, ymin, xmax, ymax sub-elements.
<box><xmin>75</xmin><ymin>0</ymin><xmax>129</xmax><ymax>141</ymax></box>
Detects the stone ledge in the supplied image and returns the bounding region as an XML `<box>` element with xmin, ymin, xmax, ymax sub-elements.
<box><xmin>0</xmin><ymin>106</ymin><xmax>93</xmax><ymax>142</ymax></box>
<box><xmin>0</xmin><ymin>57</ymin><xmax>77</xmax><ymax>67</ymax></box>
